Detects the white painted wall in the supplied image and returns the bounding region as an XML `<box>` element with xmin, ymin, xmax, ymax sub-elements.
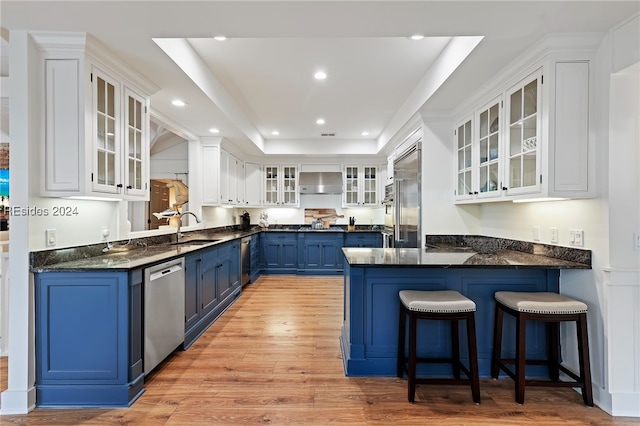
<box><xmin>149</xmin><ymin>141</ymin><xmax>188</xmax><ymax>180</ymax></box>
<box><xmin>421</xmin><ymin>119</ymin><xmax>481</xmax><ymax>235</ymax></box>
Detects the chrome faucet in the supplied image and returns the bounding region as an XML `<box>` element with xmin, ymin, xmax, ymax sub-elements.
<box><xmin>176</xmin><ymin>211</ymin><xmax>201</xmax><ymax>243</ymax></box>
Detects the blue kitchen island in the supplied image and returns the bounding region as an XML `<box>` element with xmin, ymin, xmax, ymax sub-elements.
<box><xmin>340</xmin><ymin>236</ymin><xmax>591</xmax><ymax>378</ymax></box>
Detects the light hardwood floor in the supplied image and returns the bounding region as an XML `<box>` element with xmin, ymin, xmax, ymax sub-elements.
<box><xmin>1</xmin><ymin>276</ymin><xmax>638</xmax><ymax>425</ymax></box>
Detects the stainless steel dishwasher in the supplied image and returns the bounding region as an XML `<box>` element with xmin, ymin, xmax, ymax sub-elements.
<box><xmin>144</xmin><ymin>258</ymin><xmax>185</xmax><ymax>375</ymax></box>
<box><xmin>241</xmin><ymin>236</ymin><xmax>251</xmax><ymax>286</ymax></box>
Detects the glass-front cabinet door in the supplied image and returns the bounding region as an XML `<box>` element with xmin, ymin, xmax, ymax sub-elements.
<box><xmin>264</xmin><ymin>166</ymin><xmax>279</xmax><ymax>205</ymax></box>
<box><xmin>505</xmin><ymin>69</ymin><xmax>541</xmax><ymax>195</ymax></box>
<box><xmin>93</xmin><ymin>69</ymin><xmax>121</xmax><ymax>194</ymax></box>
<box><xmin>362</xmin><ymin>166</ymin><xmax>377</xmax><ymax>205</ymax></box>
<box><xmin>344</xmin><ymin>166</ymin><xmax>359</xmax><ymax>205</ymax></box>
<box><xmin>123</xmin><ymin>87</ymin><xmax>148</xmax><ymax>197</ymax></box>
<box><xmin>455</xmin><ymin>117</ymin><xmax>473</xmax><ymax>200</ymax></box>
<box><xmin>476</xmin><ymin>97</ymin><xmax>501</xmax><ymax>198</ymax></box>
<box><xmin>264</xmin><ymin>165</ymin><xmax>298</xmax><ymax>206</ymax></box>
<box><xmin>344</xmin><ymin>165</ymin><xmax>378</xmax><ymax>206</ymax></box>
<box><xmin>281</xmin><ymin>165</ymin><xmax>298</xmax><ymax>206</ymax></box>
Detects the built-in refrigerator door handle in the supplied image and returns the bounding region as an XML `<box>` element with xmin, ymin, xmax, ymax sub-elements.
<box><xmin>394</xmin><ymin>179</ymin><xmax>401</xmax><ymax>243</ymax></box>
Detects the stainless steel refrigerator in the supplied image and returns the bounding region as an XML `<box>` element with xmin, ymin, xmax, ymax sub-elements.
<box><xmin>393</xmin><ymin>142</ymin><xmax>421</xmax><ymax>248</ymax></box>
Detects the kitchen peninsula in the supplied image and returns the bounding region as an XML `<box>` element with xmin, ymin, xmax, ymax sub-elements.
<box><xmin>340</xmin><ymin>235</ymin><xmax>591</xmax><ymax>377</ymax></box>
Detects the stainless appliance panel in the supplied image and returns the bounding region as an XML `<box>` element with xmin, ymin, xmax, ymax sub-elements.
<box><xmin>382</xmin><ymin>228</ymin><xmax>394</xmax><ymax>248</ymax></box>
<box><xmin>393</xmin><ymin>142</ymin><xmax>421</xmax><ymax>248</ymax></box>
<box><xmin>144</xmin><ymin>258</ymin><xmax>185</xmax><ymax>375</ymax></box>
<box><xmin>241</xmin><ymin>236</ymin><xmax>251</xmax><ymax>286</ymax></box>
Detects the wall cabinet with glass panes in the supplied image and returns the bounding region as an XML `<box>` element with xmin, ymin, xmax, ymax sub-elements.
<box><xmin>453</xmin><ymin>46</ymin><xmax>595</xmax><ymax>203</ymax></box>
<box><xmin>264</xmin><ymin>165</ymin><xmax>299</xmax><ymax>207</ymax></box>
<box><xmin>454</xmin><ymin>117</ymin><xmax>473</xmax><ymax>201</ymax></box>
<box><xmin>39</xmin><ymin>33</ymin><xmax>157</xmax><ymax>199</ymax></box>
<box><xmin>343</xmin><ymin>165</ymin><xmax>379</xmax><ymax>207</ymax></box>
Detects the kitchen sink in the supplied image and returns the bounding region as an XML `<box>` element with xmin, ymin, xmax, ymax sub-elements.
<box><xmin>170</xmin><ymin>238</ymin><xmax>221</xmax><ymax>246</ymax></box>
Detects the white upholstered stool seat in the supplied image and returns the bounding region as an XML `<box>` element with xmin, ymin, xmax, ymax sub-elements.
<box><xmin>491</xmin><ymin>291</ymin><xmax>593</xmax><ymax>406</ymax></box>
<box><xmin>397</xmin><ymin>290</ymin><xmax>480</xmax><ymax>404</ymax></box>
<box><xmin>494</xmin><ymin>291</ymin><xmax>587</xmax><ymax>315</ymax></box>
<box><xmin>400</xmin><ymin>290</ymin><xmax>476</xmax><ymax>313</ymax></box>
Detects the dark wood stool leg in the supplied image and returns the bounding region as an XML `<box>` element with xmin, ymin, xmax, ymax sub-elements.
<box><xmin>408</xmin><ymin>312</ymin><xmax>417</xmax><ymax>403</ymax></box>
<box><xmin>491</xmin><ymin>302</ymin><xmax>504</xmax><ymax>379</ymax></box>
<box><xmin>548</xmin><ymin>321</ymin><xmax>560</xmax><ymax>381</ymax></box>
<box><xmin>451</xmin><ymin>319</ymin><xmax>461</xmax><ymax>379</ymax></box>
<box><xmin>466</xmin><ymin>312</ymin><xmax>481</xmax><ymax>403</ymax></box>
<box><xmin>515</xmin><ymin>312</ymin><xmax>527</xmax><ymax>404</ymax></box>
<box><xmin>577</xmin><ymin>313</ymin><xmax>594</xmax><ymax>406</ymax></box>
<box><xmin>397</xmin><ymin>303</ymin><xmax>406</xmax><ymax>378</ymax></box>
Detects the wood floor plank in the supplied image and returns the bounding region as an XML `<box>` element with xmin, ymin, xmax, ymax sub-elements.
<box><xmin>1</xmin><ymin>276</ymin><xmax>638</xmax><ymax>425</ymax></box>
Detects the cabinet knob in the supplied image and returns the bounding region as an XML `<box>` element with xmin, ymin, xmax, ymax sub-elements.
<box><xmin>117</xmin><ymin>184</ymin><xmax>123</xmax><ymax>188</ymax></box>
<box><xmin>126</xmin><ymin>185</ymin><xmax>132</xmax><ymax>190</ymax></box>
<box><xmin>474</xmin><ymin>191</ymin><xmax>478</xmax><ymax>195</ymax></box>
<box><xmin>502</xmin><ymin>186</ymin><xmax>508</xmax><ymax>191</ymax></box>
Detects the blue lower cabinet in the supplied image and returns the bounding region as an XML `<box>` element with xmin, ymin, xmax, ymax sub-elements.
<box><xmin>260</xmin><ymin>232</ymin><xmax>297</xmax><ymax>274</ymax></box>
<box><xmin>341</xmin><ymin>265</ymin><xmax>560</xmax><ymax>377</ymax></box>
<box><xmin>184</xmin><ymin>241</ymin><xmax>242</xmax><ymax>349</ymax></box>
<box><xmin>298</xmin><ymin>233</ymin><xmax>343</xmax><ymax>274</ymax></box>
<box><xmin>35</xmin><ymin>269</ymin><xmax>145</xmax><ymax>407</ymax></box>
<box><xmin>250</xmin><ymin>234</ymin><xmax>260</xmax><ymax>283</ymax></box>
<box><xmin>344</xmin><ymin>232</ymin><xmax>382</xmax><ymax>248</ymax></box>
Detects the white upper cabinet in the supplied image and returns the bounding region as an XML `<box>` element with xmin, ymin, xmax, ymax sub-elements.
<box><xmin>202</xmin><ymin>145</ymin><xmax>246</xmax><ymax>206</ymax></box>
<box><xmin>343</xmin><ymin>165</ymin><xmax>379</xmax><ymax>207</ymax></box>
<box><xmin>220</xmin><ymin>149</ymin><xmax>241</xmax><ymax>205</ymax></box>
<box><xmin>243</xmin><ymin>162</ymin><xmax>262</xmax><ymax>207</ymax></box>
<box><xmin>453</xmin><ymin>40</ymin><xmax>595</xmax><ymax>203</ymax></box>
<box><xmin>454</xmin><ymin>117</ymin><xmax>474</xmax><ymax>201</ymax></box>
<box><xmin>476</xmin><ymin>96</ymin><xmax>503</xmax><ymax>199</ymax></box>
<box><xmin>264</xmin><ymin>165</ymin><xmax>298</xmax><ymax>207</ymax></box>
<box><xmin>202</xmin><ymin>145</ymin><xmax>219</xmax><ymax>205</ymax></box>
<box><xmin>39</xmin><ymin>33</ymin><xmax>157</xmax><ymax>200</ymax></box>
<box><xmin>504</xmin><ymin>69</ymin><xmax>542</xmax><ymax>196</ymax></box>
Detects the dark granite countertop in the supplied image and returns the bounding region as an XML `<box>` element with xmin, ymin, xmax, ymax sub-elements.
<box><xmin>30</xmin><ymin>225</ymin><xmax>384</xmax><ymax>272</ymax></box>
<box><xmin>31</xmin><ymin>228</ymin><xmax>262</xmax><ymax>272</ymax></box>
<box><xmin>342</xmin><ymin>237</ymin><xmax>591</xmax><ymax>270</ymax></box>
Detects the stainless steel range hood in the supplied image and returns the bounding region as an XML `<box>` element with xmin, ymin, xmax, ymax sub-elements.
<box><xmin>299</xmin><ymin>172</ymin><xmax>343</xmax><ymax>194</ymax></box>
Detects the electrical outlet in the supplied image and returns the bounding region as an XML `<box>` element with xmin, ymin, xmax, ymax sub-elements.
<box><xmin>46</xmin><ymin>229</ymin><xmax>56</xmax><ymax>247</ymax></box>
<box><xmin>569</xmin><ymin>229</ymin><xmax>584</xmax><ymax>247</ymax></box>
<box><xmin>550</xmin><ymin>227</ymin><xmax>558</xmax><ymax>244</ymax></box>
<box><xmin>532</xmin><ymin>226</ymin><xmax>541</xmax><ymax>241</ymax></box>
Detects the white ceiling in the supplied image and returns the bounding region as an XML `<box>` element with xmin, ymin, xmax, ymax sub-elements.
<box><xmin>1</xmin><ymin>1</ymin><xmax>638</xmax><ymax>158</ymax></box>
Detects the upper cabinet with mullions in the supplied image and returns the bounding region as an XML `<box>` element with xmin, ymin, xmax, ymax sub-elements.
<box><xmin>453</xmin><ymin>44</ymin><xmax>595</xmax><ymax>203</ymax></box>
<box><xmin>39</xmin><ymin>33</ymin><xmax>157</xmax><ymax>200</ymax></box>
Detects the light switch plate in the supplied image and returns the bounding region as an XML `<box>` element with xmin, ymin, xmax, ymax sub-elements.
<box><xmin>532</xmin><ymin>226</ymin><xmax>541</xmax><ymax>241</ymax></box>
<box><xmin>569</xmin><ymin>229</ymin><xmax>584</xmax><ymax>247</ymax></box>
<box><xmin>46</xmin><ymin>229</ymin><xmax>56</xmax><ymax>247</ymax></box>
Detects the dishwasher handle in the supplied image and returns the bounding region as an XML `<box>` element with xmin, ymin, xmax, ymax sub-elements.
<box><xmin>149</xmin><ymin>264</ymin><xmax>183</xmax><ymax>281</ymax></box>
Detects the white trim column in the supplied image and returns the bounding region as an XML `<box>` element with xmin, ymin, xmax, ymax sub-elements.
<box><xmin>0</xmin><ymin>31</ymin><xmax>36</xmax><ymax>415</ymax></box>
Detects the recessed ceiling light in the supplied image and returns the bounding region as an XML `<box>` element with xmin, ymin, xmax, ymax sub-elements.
<box><xmin>410</xmin><ymin>35</ymin><xmax>424</xmax><ymax>40</ymax></box>
<box><xmin>209</xmin><ymin>128</ymin><xmax>220</xmax><ymax>134</ymax></box>
<box><xmin>314</xmin><ymin>71</ymin><xmax>327</xmax><ymax>80</ymax></box>
<box><xmin>361</xmin><ymin>131</ymin><xmax>369</xmax><ymax>136</ymax></box>
<box><xmin>214</xmin><ymin>36</ymin><xmax>227</xmax><ymax>41</ymax></box>
<box><xmin>171</xmin><ymin>99</ymin><xmax>187</xmax><ymax>107</ymax></box>
<box><xmin>316</xmin><ymin>118</ymin><xmax>325</xmax><ymax>125</ymax></box>
<box><xmin>271</xmin><ymin>130</ymin><xmax>280</xmax><ymax>136</ymax></box>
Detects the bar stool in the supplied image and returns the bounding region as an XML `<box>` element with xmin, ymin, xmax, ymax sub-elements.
<box><xmin>397</xmin><ymin>290</ymin><xmax>480</xmax><ymax>403</ymax></box>
<box><xmin>491</xmin><ymin>291</ymin><xmax>593</xmax><ymax>406</ymax></box>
